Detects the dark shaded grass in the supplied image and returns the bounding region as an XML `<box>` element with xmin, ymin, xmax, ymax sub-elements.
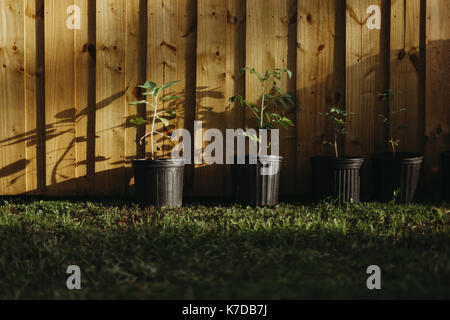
<box><xmin>0</xmin><ymin>199</ymin><xmax>449</xmax><ymax>299</ymax></box>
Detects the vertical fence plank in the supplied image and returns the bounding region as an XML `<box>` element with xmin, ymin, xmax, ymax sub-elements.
<box><xmin>125</xmin><ymin>0</ymin><xmax>144</xmax><ymax>195</ymax></box>
<box><xmin>148</xmin><ymin>0</ymin><xmax>174</xmax><ymax>159</ymax></box>
<box><xmin>193</xmin><ymin>0</ymin><xmax>245</xmax><ymax>197</ymax></box>
<box><xmin>96</xmin><ymin>0</ymin><xmax>127</xmax><ymax>195</ymax></box>
<box><xmin>223</xmin><ymin>0</ymin><xmax>246</xmax><ymax>195</ymax></box>
<box><xmin>424</xmin><ymin>0</ymin><xmax>450</xmax><ymax>198</ymax></box>
<box><xmin>24</xmin><ymin>0</ymin><xmax>38</xmax><ymax>194</ymax></box>
<box><xmin>390</xmin><ymin>0</ymin><xmax>421</xmax><ymax>153</ymax></box>
<box><xmin>246</xmin><ymin>0</ymin><xmax>297</xmax><ymax>196</ymax></box>
<box><xmin>297</xmin><ymin>0</ymin><xmax>344</xmax><ymax>195</ymax></box>
<box><xmin>74</xmin><ymin>0</ymin><xmax>92</xmax><ymax>195</ymax></box>
<box><xmin>177</xmin><ymin>0</ymin><xmax>197</xmax><ymax>196</ymax></box>
<box><xmin>44</xmin><ymin>0</ymin><xmax>77</xmax><ymax>195</ymax></box>
<box><xmin>0</xmin><ymin>0</ymin><xmax>26</xmax><ymax>195</ymax></box>
<box><xmin>194</xmin><ymin>0</ymin><xmax>228</xmax><ymax>196</ymax></box>
<box><xmin>148</xmin><ymin>0</ymin><xmax>196</xmax><ymax>156</ymax></box>
<box><xmin>345</xmin><ymin>0</ymin><xmax>381</xmax><ymax>157</ymax></box>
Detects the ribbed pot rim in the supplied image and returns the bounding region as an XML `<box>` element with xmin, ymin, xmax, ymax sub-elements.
<box><xmin>311</xmin><ymin>156</ymin><xmax>364</xmax><ymax>168</ymax></box>
<box><xmin>232</xmin><ymin>154</ymin><xmax>283</xmax><ymax>163</ymax></box>
<box><xmin>132</xmin><ymin>158</ymin><xmax>185</xmax><ymax>167</ymax></box>
<box><xmin>310</xmin><ymin>155</ymin><xmax>364</xmax><ymax>162</ymax></box>
<box><xmin>372</xmin><ymin>152</ymin><xmax>424</xmax><ymax>163</ymax></box>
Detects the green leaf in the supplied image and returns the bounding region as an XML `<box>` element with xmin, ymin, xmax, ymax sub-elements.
<box><xmin>158</xmin><ymin>117</ymin><xmax>169</xmax><ymax>127</ymax></box>
<box><xmin>283</xmin><ymin>68</ymin><xmax>293</xmax><ymax>79</ymax></box>
<box><xmin>274</xmin><ymin>68</ymin><xmax>293</xmax><ymax>79</ymax></box>
<box><xmin>138</xmin><ymin>81</ymin><xmax>157</xmax><ymax>92</ymax></box>
<box><xmin>283</xmin><ymin>93</ymin><xmax>294</xmax><ymax>105</ymax></box>
<box><xmin>166</xmin><ymin>110</ymin><xmax>177</xmax><ymax>117</ymax></box>
<box><xmin>160</xmin><ymin>80</ymin><xmax>180</xmax><ymax>90</ymax></box>
<box><xmin>282</xmin><ymin>117</ymin><xmax>294</xmax><ymax>127</ymax></box>
<box><xmin>239</xmin><ymin>68</ymin><xmax>249</xmax><ymax>77</ymax></box>
<box><xmin>130</xmin><ymin>117</ymin><xmax>147</xmax><ymax>126</ymax></box>
<box><xmin>279</xmin><ymin>98</ymin><xmax>288</xmax><ymax>110</ymax></box>
<box><xmin>129</xmin><ymin>100</ymin><xmax>148</xmax><ymax>105</ymax></box>
<box><xmin>274</xmin><ymin>86</ymin><xmax>283</xmax><ymax>95</ymax></box>
<box><xmin>163</xmin><ymin>95</ymin><xmax>180</xmax><ymax>101</ymax></box>
<box><xmin>248</xmin><ymin>68</ymin><xmax>263</xmax><ymax>82</ymax></box>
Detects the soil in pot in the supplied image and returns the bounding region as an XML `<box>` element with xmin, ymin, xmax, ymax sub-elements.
<box><xmin>372</xmin><ymin>152</ymin><xmax>423</xmax><ymax>204</ymax></box>
<box><xmin>231</xmin><ymin>155</ymin><xmax>282</xmax><ymax>207</ymax></box>
<box><xmin>311</xmin><ymin>156</ymin><xmax>365</xmax><ymax>204</ymax></box>
<box><xmin>442</xmin><ymin>151</ymin><xmax>450</xmax><ymax>201</ymax></box>
<box><xmin>132</xmin><ymin>158</ymin><xmax>185</xmax><ymax>209</ymax></box>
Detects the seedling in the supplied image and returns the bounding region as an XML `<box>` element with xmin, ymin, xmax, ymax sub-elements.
<box><xmin>376</xmin><ymin>89</ymin><xmax>408</xmax><ymax>156</ymax></box>
<box><xmin>129</xmin><ymin>80</ymin><xmax>180</xmax><ymax>160</ymax></box>
<box><xmin>320</xmin><ymin>107</ymin><xmax>356</xmax><ymax>158</ymax></box>
<box><xmin>228</xmin><ymin>68</ymin><xmax>295</xmax><ymax>148</ymax></box>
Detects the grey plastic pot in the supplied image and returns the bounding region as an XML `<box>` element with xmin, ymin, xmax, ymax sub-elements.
<box><xmin>311</xmin><ymin>156</ymin><xmax>365</xmax><ymax>204</ymax></box>
<box><xmin>231</xmin><ymin>155</ymin><xmax>282</xmax><ymax>207</ymax></box>
<box><xmin>132</xmin><ymin>158</ymin><xmax>185</xmax><ymax>209</ymax></box>
<box><xmin>372</xmin><ymin>152</ymin><xmax>423</xmax><ymax>204</ymax></box>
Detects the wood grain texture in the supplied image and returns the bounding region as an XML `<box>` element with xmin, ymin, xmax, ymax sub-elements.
<box><xmin>223</xmin><ymin>0</ymin><xmax>246</xmax><ymax>195</ymax></box>
<box><xmin>148</xmin><ymin>0</ymin><xmax>193</xmax><ymax>157</ymax></box>
<box><xmin>345</xmin><ymin>0</ymin><xmax>381</xmax><ymax>157</ymax></box>
<box><xmin>246</xmin><ymin>0</ymin><xmax>297</xmax><ymax>195</ymax></box>
<box><xmin>44</xmin><ymin>0</ymin><xmax>76</xmax><ymax>195</ymax></box>
<box><xmin>390</xmin><ymin>0</ymin><xmax>421</xmax><ymax>153</ymax></box>
<box><xmin>424</xmin><ymin>0</ymin><xmax>450</xmax><ymax>198</ymax></box>
<box><xmin>0</xmin><ymin>1</ymin><xmax>448</xmax><ymax>199</ymax></box>
<box><xmin>74</xmin><ymin>0</ymin><xmax>91</xmax><ymax>195</ymax></box>
<box><xmin>24</xmin><ymin>0</ymin><xmax>38</xmax><ymax>194</ymax></box>
<box><xmin>125</xmin><ymin>0</ymin><xmax>143</xmax><ymax>195</ymax></box>
<box><xmin>194</xmin><ymin>0</ymin><xmax>228</xmax><ymax>197</ymax></box>
<box><xmin>297</xmin><ymin>0</ymin><xmax>343</xmax><ymax>195</ymax></box>
<box><xmin>192</xmin><ymin>0</ymin><xmax>245</xmax><ymax>197</ymax></box>
<box><xmin>148</xmin><ymin>0</ymin><xmax>175</xmax><ymax>159</ymax></box>
<box><xmin>0</xmin><ymin>0</ymin><xmax>26</xmax><ymax>195</ymax></box>
<box><xmin>96</xmin><ymin>0</ymin><xmax>127</xmax><ymax>195</ymax></box>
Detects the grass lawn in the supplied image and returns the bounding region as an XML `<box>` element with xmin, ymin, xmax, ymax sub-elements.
<box><xmin>0</xmin><ymin>199</ymin><xmax>449</xmax><ymax>299</ymax></box>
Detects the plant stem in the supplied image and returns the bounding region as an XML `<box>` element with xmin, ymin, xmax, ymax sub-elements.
<box><xmin>259</xmin><ymin>82</ymin><xmax>265</xmax><ymax>156</ymax></box>
<box><xmin>260</xmin><ymin>82</ymin><xmax>265</xmax><ymax>129</ymax></box>
<box><xmin>334</xmin><ymin>133</ymin><xmax>339</xmax><ymax>158</ymax></box>
<box><xmin>151</xmin><ymin>95</ymin><xmax>158</xmax><ymax>160</ymax></box>
<box><xmin>390</xmin><ymin>126</ymin><xmax>396</xmax><ymax>158</ymax></box>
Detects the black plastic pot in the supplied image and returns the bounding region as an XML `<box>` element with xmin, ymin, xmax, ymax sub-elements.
<box><xmin>311</xmin><ymin>156</ymin><xmax>365</xmax><ymax>204</ymax></box>
<box><xmin>442</xmin><ymin>151</ymin><xmax>450</xmax><ymax>201</ymax></box>
<box><xmin>372</xmin><ymin>152</ymin><xmax>423</xmax><ymax>204</ymax></box>
<box><xmin>231</xmin><ymin>155</ymin><xmax>282</xmax><ymax>207</ymax></box>
<box><xmin>132</xmin><ymin>158</ymin><xmax>185</xmax><ymax>209</ymax></box>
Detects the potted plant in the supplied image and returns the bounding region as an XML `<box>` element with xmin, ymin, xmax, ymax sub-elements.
<box><xmin>372</xmin><ymin>90</ymin><xmax>423</xmax><ymax>204</ymax></box>
<box><xmin>311</xmin><ymin>108</ymin><xmax>365</xmax><ymax>203</ymax></box>
<box><xmin>442</xmin><ymin>151</ymin><xmax>450</xmax><ymax>201</ymax></box>
<box><xmin>129</xmin><ymin>80</ymin><xmax>185</xmax><ymax>209</ymax></box>
<box><xmin>228</xmin><ymin>68</ymin><xmax>295</xmax><ymax>206</ymax></box>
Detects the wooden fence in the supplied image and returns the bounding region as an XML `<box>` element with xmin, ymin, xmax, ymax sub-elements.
<box><xmin>0</xmin><ymin>0</ymin><xmax>449</xmax><ymax>198</ymax></box>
